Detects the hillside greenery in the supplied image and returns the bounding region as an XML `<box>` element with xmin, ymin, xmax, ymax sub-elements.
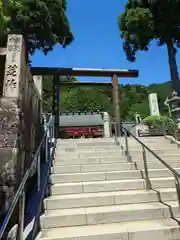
<box><xmin>42</xmin><ymin>77</ymin><xmax>172</xmax><ymax>121</ymax></box>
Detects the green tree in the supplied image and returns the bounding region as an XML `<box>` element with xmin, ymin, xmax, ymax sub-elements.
<box><xmin>0</xmin><ymin>0</ymin><xmax>10</xmax><ymax>47</ymax></box>
<box><xmin>0</xmin><ymin>0</ymin><xmax>73</xmax><ymax>54</ymax></box>
<box><xmin>128</xmin><ymin>102</ymin><xmax>149</xmax><ymax>120</ymax></box>
<box><xmin>61</xmin><ymin>86</ymin><xmax>112</xmax><ymax>113</ymax></box>
<box><xmin>119</xmin><ymin>0</ymin><xmax>180</xmax><ymax>95</ymax></box>
<box><xmin>42</xmin><ymin>76</ymin><xmax>78</xmax><ymax>113</ymax></box>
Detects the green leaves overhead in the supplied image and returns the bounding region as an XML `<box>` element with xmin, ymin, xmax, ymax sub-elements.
<box><xmin>0</xmin><ymin>0</ymin><xmax>11</xmax><ymax>46</ymax></box>
<box><xmin>119</xmin><ymin>0</ymin><xmax>180</xmax><ymax>93</ymax></box>
<box><xmin>119</xmin><ymin>0</ymin><xmax>180</xmax><ymax>50</ymax></box>
<box><xmin>0</xmin><ymin>0</ymin><xmax>74</xmax><ymax>54</ymax></box>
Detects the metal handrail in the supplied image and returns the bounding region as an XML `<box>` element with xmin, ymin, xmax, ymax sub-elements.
<box><xmin>121</xmin><ymin>126</ymin><xmax>180</xmax><ymax>207</ymax></box>
<box><xmin>122</xmin><ymin>126</ymin><xmax>179</xmax><ymax>176</ymax></box>
<box><xmin>0</xmin><ymin>115</ymin><xmax>55</xmax><ymax>239</ymax></box>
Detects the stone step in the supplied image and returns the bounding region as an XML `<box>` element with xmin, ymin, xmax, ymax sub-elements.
<box><xmin>138</xmin><ymin>161</ymin><xmax>180</xmax><ymax>169</ymax></box>
<box><xmin>150</xmin><ymin>177</ymin><xmax>175</xmax><ymax>189</ymax></box>
<box><xmin>52</xmin><ymin>160</ymin><xmax>180</xmax><ymax>174</ymax></box>
<box><xmin>50</xmin><ymin>179</ymin><xmax>145</xmax><ymax>195</ymax></box>
<box><xmin>55</xmin><ymin>151</ymin><xmax>123</xmax><ymax>159</ymax></box>
<box><xmin>145</xmin><ymin>168</ymin><xmax>180</xmax><ymax>178</ymax></box>
<box><xmin>131</xmin><ymin>150</ymin><xmax>180</xmax><ymax>156</ymax></box>
<box><xmin>54</xmin><ymin>155</ymin><xmax>180</xmax><ymax>166</ymax></box>
<box><xmin>128</xmin><ymin>143</ymin><xmax>178</xmax><ymax>147</ymax></box>
<box><xmin>121</xmin><ymin>141</ymin><xmax>172</xmax><ymax>146</ymax></box>
<box><xmin>49</xmin><ymin>170</ymin><xmax>142</xmax><ymax>184</ymax></box>
<box><xmin>40</xmin><ymin>202</ymin><xmax>173</xmax><ymax>228</ymax></box>
<box><xmin>39</xmin><ymin>218</ymin><xmax>180</xmax><ymax>240</ymax></box>
<box><xmin>56</xmin><ymin>146</ymin><xmax>122</xmax><ymax>153</ymax></box>
<box><xmin>52</xmin><ymin>162</ymin><xmax>136</xmax><ymax>174</ymax></box>
<box><xmin>50</xmin><ymin>169</ymin><xmax>180</xmax><ymax>184</ymax></box>
<box><xmin>121</xmin><ymin>141</ymin><xmax>170</xmax><ymax>146</ymax></box>
<box><xmin>135</xmin><ymin>154</ymin><xmax>180</xmax><ymax>160</ymax></box>
<box><xmin>55</xmin><ymin>151</ymin><xmax>180</xmax><ymax>161</ymax></box>
<box><xmin>50</xmin><ymin>177</ymin><xmax>176</xmax><ymax>195</ymax></box>
<box><xmin>56</xmin><ymin>148</ymin><xmax>180</xmax><ymax>157</ymax></box>
<box><xmin>53</xmin><ymin>157</ymin><xmax>127</xmax><ymax>165</ymax></box>
<box><xmin>121</xmin><ymin>136</ymin><xmax>166</xmax><ymax>141</ymax></box>
<box><xmin>44</xmin><ymin>188</ymin><xmax>177</xmax><ymax>210</ymax></box>
<box><xmin>57</xmin><ymin>141</ymin><xmax>117</xmax><ymax>147</ymax></box>
<box><xmin>164</xmin><ymin>201</ymin><xmax>180</xmax><ymax>217</ymax></box>
<box><xmin>56</xmin><ymin>144</ymin><xmax>178</xmax><ymax>154</ymax></box>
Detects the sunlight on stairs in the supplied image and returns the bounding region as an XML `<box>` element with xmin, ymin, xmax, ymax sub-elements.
<box><xmin>37</xmin><ymin>137</ymin><xmax>180</xmax><ymax>240</ymax></box>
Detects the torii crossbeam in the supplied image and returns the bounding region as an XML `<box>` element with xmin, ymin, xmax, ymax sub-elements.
<box><xmin>31</xmin><ymin>67</ymin><xmax>139</xmax><ymax>137</ymax></box>
<box><xmin>31</xmin><ymin>67</ymin><xmax>138</xmax><ymax>78</ymax></box>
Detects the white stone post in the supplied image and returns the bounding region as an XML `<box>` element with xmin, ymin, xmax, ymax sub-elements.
<box><xmin>135</xmin><ymin>113</ymin><xmax>141</xmax><ymax>124</ymax></box>
<box><xmin>148</xmin><ymin>93</ymin><xmax>160</xmax><ymax>116</ymax></box>
<box><xmin>103</xmin><ymin>112</ymin><xmax>111</xmax><ymax>138</ymax></box>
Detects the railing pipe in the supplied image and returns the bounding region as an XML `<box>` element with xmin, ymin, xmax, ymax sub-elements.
<box><xmin>124</xmin><ymin>131</ymin><xmax>131</xmax><ymax>162</ymax></box>
<box><xmin>45</xmin><ymin>134</ymin><xmax>48</xmax><ymax>163</ymax></box>
<box><xmin>142</xmin><ymin>146</ymin><xmax>151</xmax><ymax>190</ymax></box>
<box><xmin>17</xmin><ymin>190</ymin><xmax>25</xmax><ymax>240</ymax></box>
<box><xmin>121</xmin><ymin>125</ymin><xmax>180</xmax><ymax>209</ymax></box>
<box><xmin>37</xmin><ymin>152</ymin><xmax>41</xmax><ymax>191</ymax></box>
<box><xmin>175</xmin><ymin>176</ymin><xmax>180</xmax><ymax>210</ymax></box>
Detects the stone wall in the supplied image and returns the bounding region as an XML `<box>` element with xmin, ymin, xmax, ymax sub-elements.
<box><xmin>0</xmin><ymin>98</ymin><xmax>19</xmax><ymax>222</ymax></box>
<box><xmin>0</xmin><ymin>34</ymin><xmax>43</xmax><ymax>230</ymax></box>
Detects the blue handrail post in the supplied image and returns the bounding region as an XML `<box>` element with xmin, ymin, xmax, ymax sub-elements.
<box><xmin>17</xmin><ymin>190</ymin><xmax>25</xmax><ymax>240</ymax></box>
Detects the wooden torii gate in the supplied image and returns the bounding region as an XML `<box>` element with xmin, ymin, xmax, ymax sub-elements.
<box><xmin>31</xmin><ymin>67</ymin><xmax>139</xmax><ymax>137</ymax></box>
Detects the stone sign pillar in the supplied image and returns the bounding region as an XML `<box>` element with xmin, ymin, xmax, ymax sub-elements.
<box><xmin>148</xmin><ymin>93</ymin><xmax>160</xmax><ymax>116</ymax></box>
<box><xmin>3</xmin><ymin>34</ymin><xmax>25</xmax><ymax>98</ymax></box>
<box><xmin>103</xmin><ymin>112</ymin><xmax>111</xmax><ymax>138</ymax></box>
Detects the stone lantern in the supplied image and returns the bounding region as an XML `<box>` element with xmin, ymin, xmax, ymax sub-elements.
<box><xmin>164</xmin><ymin>91</ymin><xmax>180</xmax><ymax>139</ymax></box>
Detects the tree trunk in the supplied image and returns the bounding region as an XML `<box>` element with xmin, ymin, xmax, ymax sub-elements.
<box><xmin>166</xmin><ymin>40</ymin><xmax>180</xmax><ymax>95</ymax></box>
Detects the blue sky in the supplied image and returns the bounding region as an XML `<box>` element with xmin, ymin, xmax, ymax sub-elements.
<box><xmin>31</xmin><ymin>0</ymin><xmax>180</xmax><ymax>86</ymax></box>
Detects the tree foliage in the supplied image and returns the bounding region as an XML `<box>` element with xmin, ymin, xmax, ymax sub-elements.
<box><xmin>43</xmin><ymin>75</ymin><xmax>172</xmax><ymax>121</ymax></box>
<box><xmin>119</xmin><ymin>0</ymin><xmax>180</xmax><ymax>94</ymax></box>
<box><xmin>0</xmin><ymin>0</ymin><xmax>10</xmax><ymax>46</ymax></box>
<box><xmin>42</xmin><ymin>76</ymin><xmax>78</xmax><ymax>112</ymax></box>
<box><xmin>0</xmin><ymin>0</ymin><xmax>74</xmax><ymax>54</ymax></box>
<box><xmin>143</xmin><ymin>115</ymin><xmax>176</xmax><ymax>133</ymax></box>
<box><xmin>60</xmin><ymin>87</ymin><xmax>112</xmax><ymax>113</ymax></box>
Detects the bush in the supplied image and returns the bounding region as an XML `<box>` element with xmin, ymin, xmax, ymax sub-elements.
<box><xmin>143</xmin><ymin>116</ymin><xmax>176</xmax><ymax>134</ymax></box>
<box><xmin>59</xmin><ymin>129</ymin><xmax>69</xmax><ymax>139</ymax></box>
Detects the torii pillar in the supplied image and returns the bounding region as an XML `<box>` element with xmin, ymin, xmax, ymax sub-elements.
<box><xmin>112</xmin><ymin>75</ymin><xmax>121</xmax><ymax>136</ymax></box>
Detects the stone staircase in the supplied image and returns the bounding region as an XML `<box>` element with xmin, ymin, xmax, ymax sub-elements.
<box><xmin>38</xmin><ymin>137</ymin><xmax>180</xmax><ymax>240</ymax></box>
